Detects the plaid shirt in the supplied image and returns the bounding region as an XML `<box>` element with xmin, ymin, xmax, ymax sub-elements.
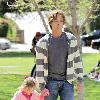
<box><xmin>36</xmin><ymin>32</ymin><xmax>83</xmax><ymax>90</ymax></box>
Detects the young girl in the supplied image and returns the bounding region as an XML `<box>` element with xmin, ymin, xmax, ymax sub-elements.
<box><xmin>11</xmin><ymin>77</ymin><xmax>48</xmax><ymax>100</ymax></box>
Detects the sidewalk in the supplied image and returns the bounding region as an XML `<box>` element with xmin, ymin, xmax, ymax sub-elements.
<box><xmin>6</xmin><ymin>43</ymin><xmax>32</xmax><ymax>52</ymax></box>
<box><xmin>82</xmin><ymin>46</ymin><xmax>100</xmax><ymax>53</ymax></box>
<box><xmin>0</xmin><ymin>43</ymin><xmax>100</xmax><ymax>53</ymax></box>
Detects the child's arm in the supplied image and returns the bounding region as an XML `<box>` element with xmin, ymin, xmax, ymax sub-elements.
<box><xmin>34</xmin><ymin>90</ymin><xmax>44</xmax><ymax>100</ymax></box>
<box><xmin>38</xmin><ymin>95</ymin><xmax>44</xmax><ymax>100</ymax></box>
<box><xmin>38</xmin><ymin>89</ymin><xmax>49</xmax><ymax>100</ymax></box>
<box><xmin>34</xmin><ymin>89</ymin><xmax>49</xmax><ymax>100</ymax></box>
<box><xmin>34</xmin><ymin>89</ymin><xmax>48</xmax><ymax>100</ymax></box>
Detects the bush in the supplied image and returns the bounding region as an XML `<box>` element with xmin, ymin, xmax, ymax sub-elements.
<box><xmin>7</xmin><ymin>18</ymin><xmax>17</xmax><ymax>39</ymax></box>
<box><xmin>0</xmin><ymin>19</ymin><xmax>9</xmax><ymax>37</ymax></box>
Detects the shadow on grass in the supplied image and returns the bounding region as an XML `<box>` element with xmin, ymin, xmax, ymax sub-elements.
<box><xmin>0</xmin><ymin>51</ymin><xmax>34</xmax><ymax>57</ymax></box>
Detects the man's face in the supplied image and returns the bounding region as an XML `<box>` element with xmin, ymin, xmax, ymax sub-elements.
<box><xmin>50</xmin><ymin>14</ymin><xmax>64</xmax><ymax>31</ymax></box>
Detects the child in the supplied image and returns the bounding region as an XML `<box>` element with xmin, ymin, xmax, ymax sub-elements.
<box><xmin>11</xmin><ymin>77</ymin><xmax>48</xmax><ymax>100</ymax></box>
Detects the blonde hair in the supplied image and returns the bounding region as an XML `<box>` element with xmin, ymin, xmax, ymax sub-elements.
<box><xmin>20</xmin><ymin>77</ymin><xmax>37</xmax><ymax>91</ymax></box>
<box><xmin>48</xmin><ymin>10</ymin><xmax>65</xmax><ymax>29</ymax></box>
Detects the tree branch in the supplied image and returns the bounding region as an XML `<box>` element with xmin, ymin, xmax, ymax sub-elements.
<box><xmin>80</xmin><ymin>0</ymin><xmax>97</xmax><ymax>30</ymax></box>
<box><xmin>67</xmin><ymin>0</ymin><xmax>77</xmax><ymax>27</ymax></box>
<box><xmin>31</xmin><ymin>0</ymin><xmax>49</xmax><ymax>33</ymax></box>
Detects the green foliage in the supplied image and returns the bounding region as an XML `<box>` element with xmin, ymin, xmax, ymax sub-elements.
<box><xmin>0</xmin><ymin>0</ymin><xmax>8</xmax><ymax>15</ymax></box>
<box><xmin>10</xmin><ymin>0</ymin><xmax>35</xmax><ymax>14</ymax></box>
<box><xmin>0</xmin><ymin>17</ymin><xmax>17</xmax><ymax>38</ymax></box>
<box><xmin>13</xmin><ymin>0</ymin><xmax>98</xmax><ymax>30</ymax></box>
<box><xmin>76</xmin><ymin>0</ymin><xmax>92</xmax><ymax>24</ymax></box>
<box><xmin>0</xmin><ymin>0</ymin><xmax>16</xmax><ymax>15</ymax></box>
<box><xmin>90</xmin><ymin>16</ymin><xmax>100</xmax><ymax>31</ymax></box>
<box><xmin>6</xmin><ymin>18</ymin><xmax>17</xmax><ymax>39</ymax></box>
<box><xmin>89</xmin><ymin>1</ymin><xmax>100</xmax><ymax>31</ymax></box>
<box><xmin>0</xmin><ymin>0</ymin><xmax>33</xmax><ymax>15</ymax></box>
<box><xmin>0</xmin><ymin>19</ymin><xmax>9</xmax><ymax>37</ymax></box>
<box><xmin>37</xmin><ymin>0</ymin><xmax>68</xmax><ymax>11</ymax></box>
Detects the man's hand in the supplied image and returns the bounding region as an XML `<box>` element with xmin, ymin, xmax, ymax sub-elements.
<box><xmin>41</xmin><ymin>88</ymin><xmax>49</xmax><ymax>97</ymax></box>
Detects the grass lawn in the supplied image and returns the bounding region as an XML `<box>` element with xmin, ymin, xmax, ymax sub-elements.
<box><xmin>0</xmin><ymin>52</ymin><xmax>100</xmax><ymax>100</ymax></box>
<box><xmin>0</xmin><ymin>52</ymin><xmax>35</xmax><ymax>74</ymax></box>
<box><xmin>82</xmin><ymin>53</ymin><xmax>100</xmax><ymax>73</ymax></box>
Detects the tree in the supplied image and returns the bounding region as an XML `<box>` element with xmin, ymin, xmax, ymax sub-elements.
<box><xmin>89</xmin><ymin>1</ymin><xmax>100</xmax><ymax>31</ymax></box>
<box><xmin>0</xmin><ymin>0</ymin><xmax>17</xmax><ymax>15</ymax></box>
<box><xmin>58</xmin><ymin>1</ymin><xmax>98</xmax><ymax>99</ymax></box>
<box><xmin>32</xmin><ymin>0</ymin><xmax>49</xmax><ymax>32</ymax></box>
<box><xmin>0</xmin><ymin>0</ymin><xmax>34</xmax><ymax>16</ymax></box>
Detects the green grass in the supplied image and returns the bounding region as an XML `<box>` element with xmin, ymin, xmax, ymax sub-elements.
<box><xmin>0</xmin><ymin>74</ymin><xmax>23</xmax><ymax>100</ymax></box>
<box><xmin>0</xmin><ymin>52</ymin><xmax>100</xmax><ymax>100</ymax></box>
<box><xmin>0</xmin><ymin>57</ymin><xmax>34</xmax><ymax>74</ymax></box>
<box><xmin>0</xmin><ymin>52</ymin><xmax>35</xmax><ymax>74</ymax></box>
<box><xmin>0</xmin><ymin>74</ymin><xmax>100</xmax><ymax>100</ymax></box>
<box><xmin>84</xmin><ymin>78</ymin><xmax>100</xmax><ymax>100</ymax></box>
<box><xmin>82</xmin><ymin>53</ymin><xmax>100</xmax><ymax>73</ymax></box>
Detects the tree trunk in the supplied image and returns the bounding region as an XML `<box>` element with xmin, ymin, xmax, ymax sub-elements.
<box><xmin>32</xmin><ymin>0</ymin><xmax>49</xmax><ymax>33</ymax></box>
<box><xmin>67</xmin><ymin>0</ymin><xmax>84</xmax><ymax>100</ymax></box>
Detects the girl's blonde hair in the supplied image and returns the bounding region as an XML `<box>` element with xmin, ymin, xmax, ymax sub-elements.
<box><xmin>19</xmin><ymin>77</ymin><xmax>37</xmax><ymax>90</ymax></box>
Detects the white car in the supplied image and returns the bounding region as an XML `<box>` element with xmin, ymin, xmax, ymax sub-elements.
<box><xmin>0</xmin><ymin>38</ymin><xmax>11</xmax><ymax>50</ymax></box>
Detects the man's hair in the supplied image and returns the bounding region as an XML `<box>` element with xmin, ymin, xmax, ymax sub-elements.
<box><xmin>48</xmin><ymin>10</ymin><xmax>65</xmax><ymax>29</ymax></box>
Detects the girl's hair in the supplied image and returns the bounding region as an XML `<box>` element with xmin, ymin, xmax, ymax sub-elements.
<box><xmin>48</xmin><ymin>9</ymin><xmax>65</xmax><ymax>29</ymax></box>
<box><xmin>19</xmin><ymin>77</ymin><xmax>37</xmax><ymax>90</ymax></box>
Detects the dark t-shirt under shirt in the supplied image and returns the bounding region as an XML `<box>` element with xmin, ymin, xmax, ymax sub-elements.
<box><xmin>48</xmin><ymin>33</ymin><xmax>69</xmax><ymax>80</ymax></box>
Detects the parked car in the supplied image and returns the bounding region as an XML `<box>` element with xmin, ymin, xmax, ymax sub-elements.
<box><xmin>0</xmin><ymin>38</ymin><xmax>11</xmax><ymax>50</ymax></box>
<box><xmin>91</xmin><ymin>38</ymin><xmax>100</xmax><ymax>50</ymax></box>
<box><xmin>81</xmin><ymin>29</ymin><xmax>100</xmax><ymax>46</ymax></box>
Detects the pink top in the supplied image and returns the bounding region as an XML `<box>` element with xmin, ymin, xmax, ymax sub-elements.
<box><xmin>11</xmin><ymin>90</ymin><xmax>44</xmax><ymax>100</ymax></box>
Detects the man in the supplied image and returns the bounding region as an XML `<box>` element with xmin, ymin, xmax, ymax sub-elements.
<box><xmin>35</xmin><ymin>10</ymin><xmax>83</xmax><ymax>100</ymax></box>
